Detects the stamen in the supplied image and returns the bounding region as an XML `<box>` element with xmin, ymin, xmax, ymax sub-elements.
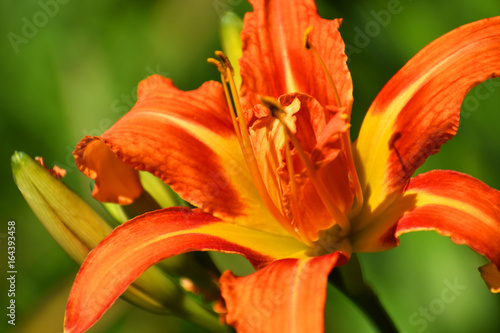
<box><xmin>208</xmin><ymin>58</ymin><xmax>244</xmax><ymax>147</ymax></box>
<box><xmin>259</xmin><ymin>95</ymin><xmax>283</xmax><ymax>118</ymax></box>
<box><xmin>208</xmin><ymin>52</ymin><xmax>301</xmax><ymax>240</ymax></box>
<box><xmin>283</xmin><ymin>125</ymin><xmax>303</xmax><ymax>235</ymax></box>
<box><xmin>261</xmin><ymin>97</ymin><xmax>351</xmax><ymax>235</ymax></box>
<box><xmin>260</xmin><ymin>95</ymin><xmax>303</xmax><ymax>232</ymax></box>
<box><xmin>215</xmin><ymin>51</ymin><xmax>234</xmax><ymax>76</ymax></box>
<box><xmin>304</xmin><ymin>28</ymin><xmax>364</xmax><ymax>217</ymax></box>
<box><xmin>207</xmin><ymin>58</ymin><xmax>227</xmax><ymax>80</ymax></box>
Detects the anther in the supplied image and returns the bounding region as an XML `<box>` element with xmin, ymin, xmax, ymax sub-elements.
<box><xmin>303</xmin><ymin>26</ymin><xmax>314</xmax><ymax>50</ymax></box>
<box><xmin>258</xmin><ymin>96</ymin><xmax>284</xmax><ymax>118</ymax></box>
<box><xmin>207</xmin><ymin>58</ymin><xmax>228</xmax><ymax>81</ymax></box>
<box><xmin>215</xmin><ymin>51</ymin><xmax>234</xmax><ymax>76</ymax></box>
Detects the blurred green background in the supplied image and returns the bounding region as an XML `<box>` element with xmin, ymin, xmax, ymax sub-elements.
<box><xmin>1</xmin><ymin>0</ymin><xmax>499</xmax><ymax>332</ymax></box>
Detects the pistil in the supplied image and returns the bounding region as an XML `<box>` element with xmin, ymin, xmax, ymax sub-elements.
<box><xmin>260</xmin><ymin>96</ymin><xmax>351</xmax><ymax>236</ymax></box>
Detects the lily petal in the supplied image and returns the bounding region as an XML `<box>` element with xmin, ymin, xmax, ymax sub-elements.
<box><xmin>220</xmin><ymin>253</ymin><xmax>342</xmax><ymax>333</ymax></box>
<box><xmin>479</xmin><ymin>262</ymin><xmax>500</xmax><ymax>293</ymax></box>
<box><xmin>75</xmin><ymin>75</ymin><xmax>287</xmax><ymax>236</ymax></box>
<box><xmin>351</xmin><ymin>170</ymin><xmax>500</xmax><ymax>290</ymax></box>
<box><xmin>240</xmin><ymin>0</ymin><xmax>352</xmax><ymax>112</ymax></box>
<box><xmin>74</xmin><ymin>138</ymin><xmax>143</xmax><ymax>205</ymax></box>
<box><xmin>64</xmin><ymin>207</ymin><xmax>309</xmax><ymax>333</ymax></box>
<box><xmin>354</xmin><ymin>17</ymin><xmax>500</xmax><ymax>224</ymax></box>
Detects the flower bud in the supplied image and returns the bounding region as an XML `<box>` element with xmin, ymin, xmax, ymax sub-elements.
<box><xmin>11</xmin><ymin>152</ymin><xmax>223</xmax><ymax>330</ymax></box>
<box><xmin>12</xmin><ymin>151</ymin><xmax>110</xmax><ymax>263</ymax></box>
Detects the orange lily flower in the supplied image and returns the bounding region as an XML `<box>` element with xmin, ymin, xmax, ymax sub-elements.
<box><xmin>65</xmin><ymin>0</ymin><xmax>500</xmax><ymax>332</ymax></box>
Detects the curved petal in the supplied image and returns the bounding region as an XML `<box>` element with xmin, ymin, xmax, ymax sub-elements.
<box><xmin>354</xmin><ymin>17</ymin><xmax>500</xmax><ymax>225</ymax></box>
<box><xmin>64</xmin><ymin>207</ymin><xmax>309</xmax><ymax>333</ymax></box>
<box><xmin>479</xmin><ymin>263</ymin><xmax>500</xmax><ymax>293</ymax></box>
<box><xmin>350</xmin><ymin>170</ymin><xmax>500</xmax><ymax>290</ymax></box>
<box><xmin>240</xmin><ymin>0</ymin><xmax>352</xmax><ymax>112</ymax></box>
<box><xmin>74</xmin><ymin>138</ymin><xmax>143</xmax><ymax>205</ymax></box>
<box><xmin>74</xmin><ymin>75</ymin><xmax>287</xmax><ymax>236</ymax></box>
<box><xmin>220</xmin><ymin>253</ymin><xmax>343</xmax><ymax>333</ymax></box>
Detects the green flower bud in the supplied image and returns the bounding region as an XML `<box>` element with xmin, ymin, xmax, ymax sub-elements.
<box><xmin>11</xmin><ymin>152</ymin><xmax>225</xmax><ymax>332</ymax></box>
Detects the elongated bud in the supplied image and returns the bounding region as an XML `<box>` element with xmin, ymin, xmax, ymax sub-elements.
<box><xmin>11</xmin><ymin>152</ymin><xmax>225</xmax><ymax>331</ymax></box>
<box><xmin>12</xmin><ymin>151</ymin><xmax>111</xmax><ymax>263</ymax></box>
<box><xmin>220</xmin><ymin>11</ymin><xmax>243</xmax><ymax>91</ymax></box>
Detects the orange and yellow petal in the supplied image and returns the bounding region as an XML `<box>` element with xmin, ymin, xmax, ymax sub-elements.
<box><xmin>74</xmin><ymin>137</ymin><xmax>143</xmax><ymax>205</ymax></box>
<box><xmin>353</xmin><ymin>17</ymin><xmax>500</xmax><ymax>227</ymax></box>
<box><xmin>74</xmin><ymin>75</ymin><xmax>287</xmax><ymax>236</ymax></box>
<box><xmin>64</xmin><ymin>207</ymin><xmax>309</xmax><ymax>333</ymax></box>
<box><xmin>479</xmin><ymin>262</ymin><xmax>500</xmax><ymax>293</ymax></box>
<box><xmin>220</xmin><ymin>253</ymin><xmax>343</xmax><ymax>333</ymax></box>
<box><xmin>351</xmin><ymin>170</ymin><xmax>500</xmax><ymax>291</ymax></box>
<box><xmin>240</xmin><ymin>0</ymin><xmax>352</xmax><ymax>112</ymax></box>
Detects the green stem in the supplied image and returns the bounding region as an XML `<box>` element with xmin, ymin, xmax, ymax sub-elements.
<box><xmin>328</xmin><ymin>255</ymin><xmax>398</xmax><ymax>333</ymax></box>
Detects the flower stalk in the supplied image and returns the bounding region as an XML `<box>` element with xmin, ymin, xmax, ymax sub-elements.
<box><xmin>329</xmin><ymin>255</ymin><xmax>398</xmax><ymax>333</ymax></box>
